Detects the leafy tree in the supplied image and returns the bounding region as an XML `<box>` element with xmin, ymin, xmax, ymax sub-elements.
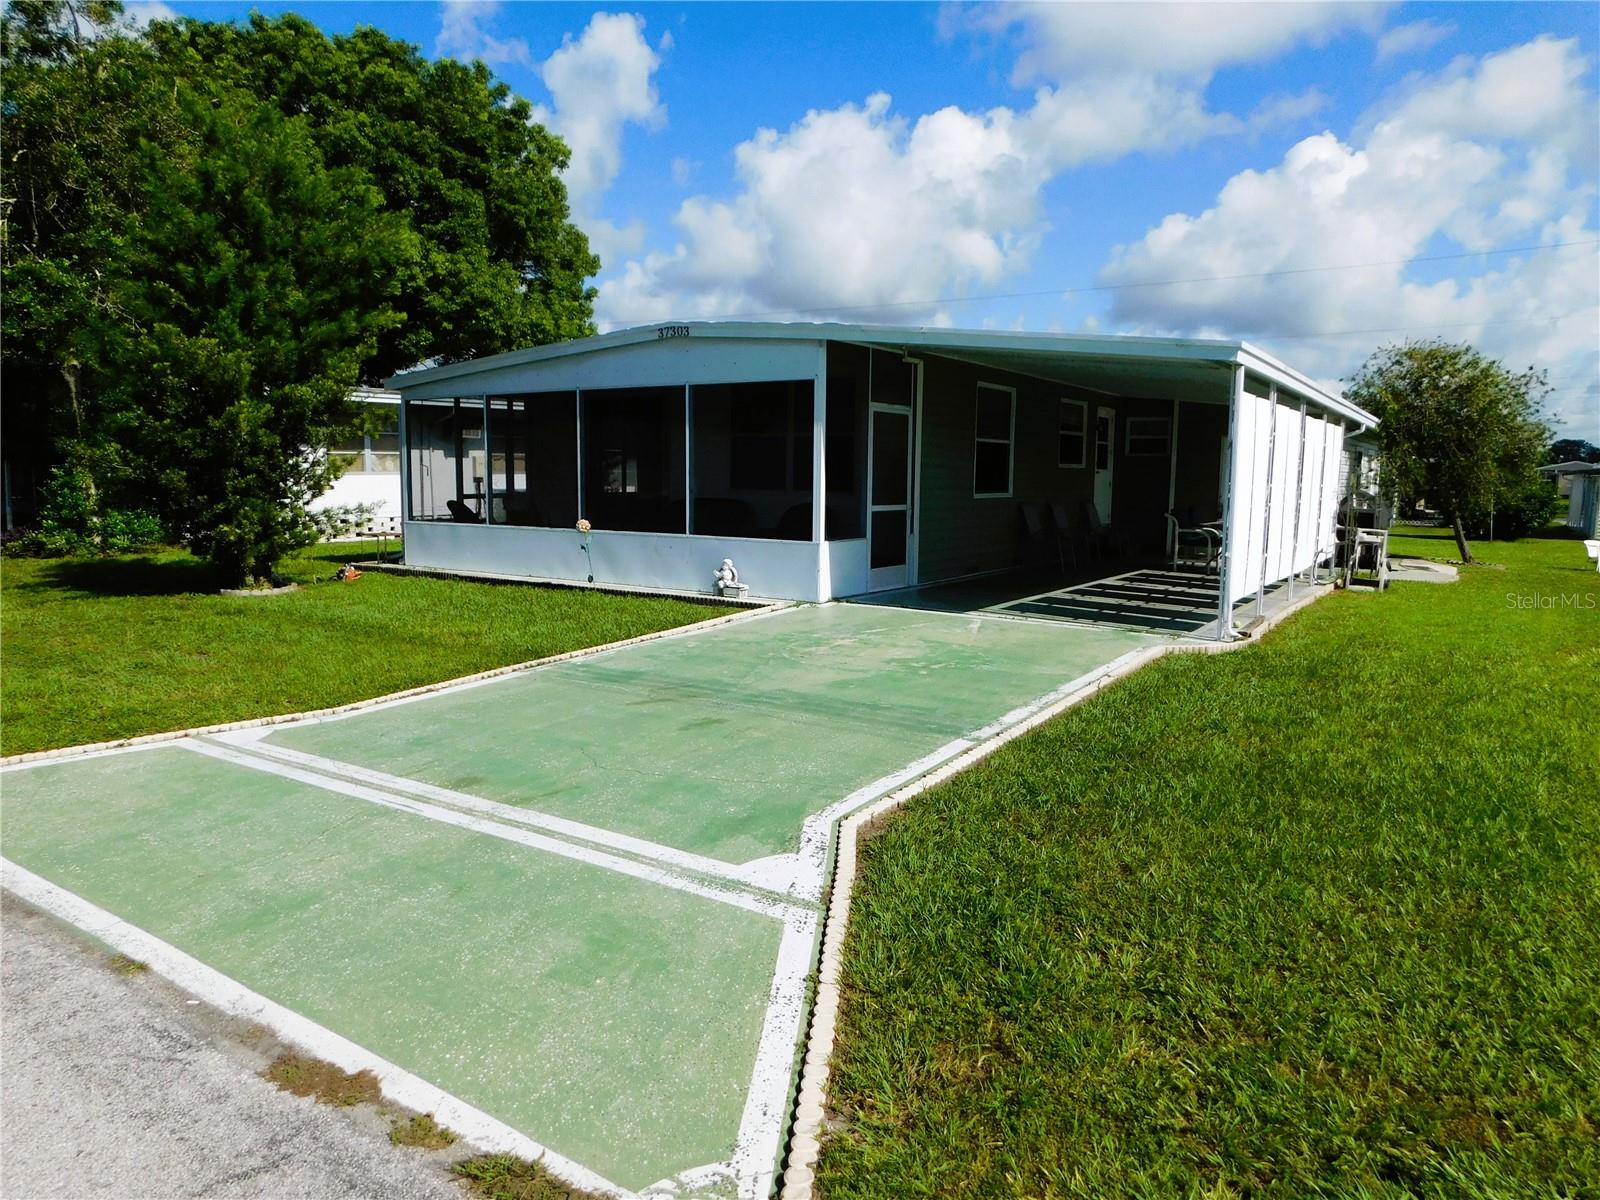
<box><xmin>1546</xmin><ymin>438</ymin><xmax>1600</xmax><ymax>465</ymax></box>
<box><xmin>94</xmin><ymin>83</ymin><xmax>417</xmax><ymax>583</ymax></box>
<box><xmin>2</xmin><ymin>6</ymin><xmax>598</xmax><ymax>581</ymax></box>
<box><xmin>145</xmin><ymin>13</ymin><xmax>599</xmax><ymax>382</ymax></box>
<box><xmin>1</xmin><ymin>1</ymin><xmax>178</xmax><ymax>501</ymax></box>
<box><xmin>1347</xmin><ymin>341</ymin><xmax>1551</xmax><ymax>562</ymax></box>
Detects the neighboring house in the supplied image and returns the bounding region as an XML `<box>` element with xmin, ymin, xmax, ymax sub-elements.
<box><xmin>309</xmin><ymin>386</ymin><xmax>403</xmax><ymax>526</ymax></box>
<box><xmin>386</xmin><ymin>322</ymin><xmax>1376</xmax><ymax>639</ymax></box>
<box><xmin>1540</xmin><ymin>461</ymin><xmax>1600</xmax><ymax>536</ymax></box>
<box><xmin>1539</xmin><ymin>459</ymin><xmax>1595</xmax><ymax>499</ymax></box>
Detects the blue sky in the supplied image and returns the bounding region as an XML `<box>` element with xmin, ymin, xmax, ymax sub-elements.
<box><xmin>144</xmin><ymin>2</ymin><xmax>1598</xmax><ymax>436</ymax></box>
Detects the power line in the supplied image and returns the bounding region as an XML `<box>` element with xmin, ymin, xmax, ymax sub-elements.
<box><xmin>697</xmin><ymin>238</ymin><xmax>1600</xmax><ymax>323</ymax></box>
<box><xmin>1252</xmin><ymin>307</ymin><xmax>1599</xmax><ymax>343</ymax></box>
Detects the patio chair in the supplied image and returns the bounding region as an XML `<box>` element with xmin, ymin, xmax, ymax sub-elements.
<box><xmin>1081</xmin><ymin>501</ymin><xmax>1118</xmax><ymax>563</ymax></box>
<box><xmin>1019</xmin><ymin>503</ymin><xmax>1061</xmax><ymax>569</ymax></box>
<box><xmin>1047</xmin><ymin>502</ymin><xmax>1081</xmax><ymax>571</ymax></box>
<box><xmin>446</xmin><ymin>499</ymin><xmax>483</xmax><ymax>524</ymax></box>
<box><xmin>1166</xmin><ymin>511</ymin><xmax>1221</xmax><ymax>573</ymax></box>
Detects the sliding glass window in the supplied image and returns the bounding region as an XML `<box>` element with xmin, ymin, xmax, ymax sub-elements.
<box><xmin>486</xmin><ymin>392</ymin><xmax>578</xmax><ymax>527</ymax></box>
<box><xmin>690</xmin><ymin>381</ymin><xmax>814</xmax><ymax>540</ymax></box>
<box><xmin>580</xmin><ymin>386</ymin><xmax>687</xmax><ymax>533</ymax></box>
<box><xmin>405</xmin><ymin>396</ymin><xmax>487</xmax><ymax>521</ymax></box>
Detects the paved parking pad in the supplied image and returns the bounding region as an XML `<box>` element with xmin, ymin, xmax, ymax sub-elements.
<box><xmin>0</xmin><ymin>746</ymin><xmax>785</xmax><ymax>1192</ymax></box>
<box><xmin>0</xmin><ymin>604</ymin><xmax>1154</xmax><ymax>1196</ymax></box>
<box><xmin>259</xmin><ymin>605</ymin><xmax>1148</xmax><ymax>866</ymax></box>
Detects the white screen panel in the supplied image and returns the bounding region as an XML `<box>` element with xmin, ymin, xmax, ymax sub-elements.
<box><xmin>1262</xmin><ymin>400</ymin><xmax>1297</xmax><ymax>587</ymax></box>
<box><xmin>1321</xmin><ymin>421</ymin><xmax>1345</xmax><ymax>559</ymax></box>
<box><xmin>1226</xmin><ymin>386</ymin><xmax>1273</xmax><ymax>605</ymax></box>
<box><xmin>1295</xmin><ymin>414</ymin><xmax>1326</xmax><ymax>575</ymax></box>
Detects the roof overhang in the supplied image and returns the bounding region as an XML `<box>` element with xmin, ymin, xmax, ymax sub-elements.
<box><xmin>387</xmin><ymin>321</ymin><xmax>1376</xmax><ymax>429</ymax></box>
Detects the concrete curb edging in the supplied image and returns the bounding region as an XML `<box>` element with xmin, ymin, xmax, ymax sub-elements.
<box><xmin>1</xmin><ymin>602</ymin><xmax>789</xmax><ymax>768</ymax></box>
<box><xmin>777</xmin><ymin>583</ymin><xmax>1334</xmax><ymax>1199</ymax></box>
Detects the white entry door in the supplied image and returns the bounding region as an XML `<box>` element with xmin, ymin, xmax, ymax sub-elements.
<box><xmin>1093</xmin><ymin>405</ymin><xmax>1115</xmax><ymax>523</ymax></box>
<box><xmin>867</xmin><ymin>404</ymin><xmax>913</xmax><ymax>590</ymax></box>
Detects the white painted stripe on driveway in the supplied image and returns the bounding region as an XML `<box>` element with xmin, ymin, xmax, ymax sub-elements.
<box><xmin>179</xmin><ymin>740</ymin><xmax>807</xmax><ymax>925</ymax></box>
<box><xmin>210</xmin><ymin>733</ymin><xmax>803</xmax><ymax>899</ymax></box>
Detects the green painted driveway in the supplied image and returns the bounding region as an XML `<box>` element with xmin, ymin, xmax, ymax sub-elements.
<box><xmin>0</xmin><ymin>603</ymin><xmax>1153</xmax><ymax>1196</ymax></box>
<box><xmin>263</xmin><ymin>604</ymin><xmax>1149</xmax><ymax>866</ymax></box>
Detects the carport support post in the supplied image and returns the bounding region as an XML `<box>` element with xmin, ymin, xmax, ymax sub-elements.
<box><xmin>1166</xmin><ymin>396</ymin><xmax>1181</xmax><ymax>558</ymax></box>
<box><xmin>812</xmin><ymin>342</ymin><xmax>828</xmax><ymax>595</ymax></box>
<box><xmin>1214</xmin><ymin>366</ymin><xmax>1244</xmax><ymax>641</ymax></box>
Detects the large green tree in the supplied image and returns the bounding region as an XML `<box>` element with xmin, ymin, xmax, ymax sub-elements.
<box><xmin>98</xmin><ymin>84</ymin><xmax>417</xmax><ymax>583</ymax></box>
<box><xmin>145</xmin><ymin>12</ymin><xmax>599</xmax><ymax>382</ymax></box>
<box><xmin>2</xmin><ymin>3</ymin><xmax>598</xmax><ymax>581</ymax></box>
<box><xmin>1347</xmin><ymin>340</ymin><xmax>1551</xmax><ymax>563</ymax></box>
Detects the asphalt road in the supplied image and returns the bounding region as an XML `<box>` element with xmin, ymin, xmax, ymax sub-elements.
<box><xmin>0</xmin><ymin>897</ymin><xmax>464</xmax><ymax>1200</ymax></box>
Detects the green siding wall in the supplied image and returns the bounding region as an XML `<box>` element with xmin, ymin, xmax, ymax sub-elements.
<box><xmin>916</xmin><ymin>354</ymin><xmax>1100</xmax><ymax>583</ymax></box>
<box><xmin>819</xmin><ymin>345</ymin><xmax>1231</xmax><ymax>588</ymax></box>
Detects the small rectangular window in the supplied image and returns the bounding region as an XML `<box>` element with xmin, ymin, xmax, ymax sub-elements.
<box><xmin>973</xmin><ymin>384</ymin><xmax>1014</xmax><ymax>498</ymax></box>
<box><xmin>1059</xmin><ymin>400</ymin><xmax>1087</xmax><ymax>468</ymax></box>
<box><xmin>1126</xmin><ymin>416</ymin><xmax>1171</xmax><ymax>457</ymax></box>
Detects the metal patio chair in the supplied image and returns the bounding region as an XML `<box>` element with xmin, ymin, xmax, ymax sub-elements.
<box><xmin>1166</xmin><ymin>511</ymin><xmax>1221</xmax><ymax>573</ymax></box>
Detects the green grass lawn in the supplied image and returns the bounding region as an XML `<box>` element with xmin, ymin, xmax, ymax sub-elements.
<box><xmin>819</xmin><ymin>530</ymin><xmax>1599</xmax><ymax>1198</ymax></box>
<box><xmin>0</xmin><ymin>542</ymin><xmax>716</xmax><ymax>756</ymax></box>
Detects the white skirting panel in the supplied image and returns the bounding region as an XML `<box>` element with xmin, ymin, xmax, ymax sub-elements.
<box><xmin>403</xmin><ymin>521</ymin><xmax>827</xmax><ymax>602</ymax></box>
<box><xmin>823</xmin><ymin>539</ymin><xmax>870</xmax><ymax>600</ymax></box>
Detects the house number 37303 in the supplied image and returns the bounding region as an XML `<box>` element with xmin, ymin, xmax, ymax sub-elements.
<box><xmin>656</xmin><ymin>325</ymin><xmax>691</xmax><ymax>339</ymax></box>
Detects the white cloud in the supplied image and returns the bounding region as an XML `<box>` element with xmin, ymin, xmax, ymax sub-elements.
<box><xmin>435</xmin><ymin>0</ymin><xmax>532</xmax><ymax>68</ymax></box>
<box><xmin>1097</xmin><ymin>37</ymin><xmax>1599</xmax><ymax>437</ymax></box>
<box><xmin>529</xmin><ymin>12</ymin><xmax>666</xmax><ymax>222</ymax></box>
<box><xmin>599</xmin><ymin>92</ymin><xmax>1057</xmax><ymax>325</ymax></box>
<box><xmin>119</xmin><ymin>2</ymin><xmax>178</xmax><ymax>31</ymax></box>
<box><xmin>1375</xmin><ymin>18</ymin><xmax>1455</xmax><ymax>62</ymax></box>
<box><xmin>951</xmin><ymin>1</ymin><xmax>1387</xmax><ymax>83</ymax></box>
<box><xmin>1377</xmin><ymin>36</ymin><xmax>1594</xmax><ymax>160</ymax></box>
<box><xmin>939</xmin><ymin>2</ymin><xmax>1381</xmax><ymax>167</ymax></box>
<box><xmin>1247</xmin><ymin>88</ymin><xmax>1329</xmax><ymax>132</ymax></box>
<box><xmin>597</xmin><ymin>1</ymin><xmax>1387</xmax><ymax>328</ymax></box>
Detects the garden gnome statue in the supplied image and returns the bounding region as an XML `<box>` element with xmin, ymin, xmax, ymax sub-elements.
<box><xmin>714</xmin><ymin>557</ymin><xmax>749</xmax><ymax>599</ymax></box>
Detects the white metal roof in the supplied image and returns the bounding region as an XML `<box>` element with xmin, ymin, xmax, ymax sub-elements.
<box><xmin>388</xmin><ymin>321</ymin><xmax>1376</xmax><ymax>429</ymax></box>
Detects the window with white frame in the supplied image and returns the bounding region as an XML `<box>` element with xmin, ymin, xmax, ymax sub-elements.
<box><xmin>1126</xmin><ymin>416</ymin><xmax>1171</xmax><ymax>457</ymax></box>
<box><xmin>973</xmin><ymin>384</ymin><xmax>1014</xmax><ymax>497</ymax></box>
<box><xmin>1059</xmin><ymin>399</ymin><xmax>1088</xmax><ymax>468</ymax></box>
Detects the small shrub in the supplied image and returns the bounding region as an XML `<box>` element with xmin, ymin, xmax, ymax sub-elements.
<box><xmin>4</xmin><ymin>465</ymin><xmax>164</xmax><ymax>556</ymax></box>
<box><xmin>309</xmin><ymin>502</ymin><xmax>378</xmax><ymax>541</ymax></box>
<box><xmin>1461</xmin><ymin>469</ymin><xmax>1562</xmax><ymax>540</ymax></box>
